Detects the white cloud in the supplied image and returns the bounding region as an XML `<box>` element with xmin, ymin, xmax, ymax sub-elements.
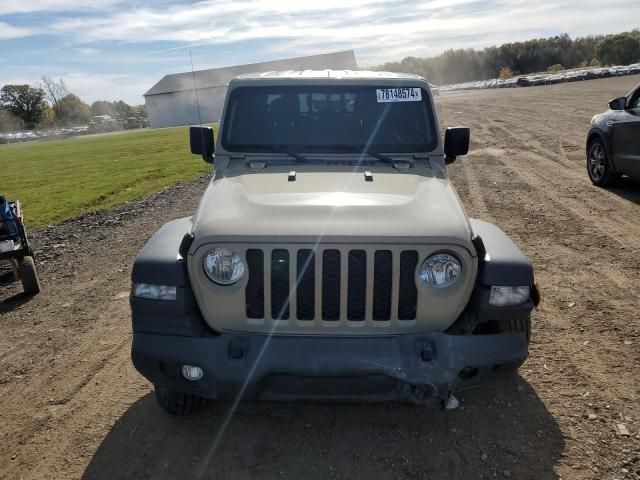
<box><xmin>0</xmin><ymin>72</ymin><xmax>155</xmax><ymax>104</ymax></box>
<box><xmin>0</xmin><ymin>21</ymin><xmax>32</xmax><ymax>39</ymax></box>
<box><xmin>43</xmin><ymin>0</ymin><xmax>640</xmax><ymax>63</ymax></box>
<box><xmin>58</xmin><ymin>72</ymin><xmax>156</xmax><ymax>104</ymax></box>
<box><xmin>3</xmin><ymin>0</ymin><xmax>640</xmax><ymax>103</ymax></box>
<box><xmin>0</xmin><ymin>0</ymin><xmax>123</xmax><ymax>15</ymax></box>
<box><xmin>74</xmin><ymin>47</ymin><xmax>100</xmax><ymax>55</ymax></box>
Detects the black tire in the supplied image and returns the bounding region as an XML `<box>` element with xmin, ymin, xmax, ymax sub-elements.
<box><xmin>587</xmin><ymin>138</ymin><xmax>619</xmax><ymax>187</ymax></box>
<box><xmin>18</xmin><ymin>256</ymin><xmax>40</xmax><ymax>294</ymax></box>
<box><xmin>154</xmin><ymin>386</ymin><xmax>208</xmax><ymax>415</ymax></box>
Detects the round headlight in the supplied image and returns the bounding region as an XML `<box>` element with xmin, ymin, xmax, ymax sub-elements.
<box><xmin>419</xmin><ymin>253</ymin><xmax>462</xmax><ymax>288</ymax></box>
<box><xmin>203</xmin><ymin>247</ymin><xmax>246</xmax><ymax>285</ymax></box>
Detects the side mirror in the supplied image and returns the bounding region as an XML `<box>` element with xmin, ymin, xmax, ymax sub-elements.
<box><xmin>190</xmin><ymin>126</ymin><xmax>215</xmax><ymax>163</ymax></box>
<box><xmin>608</xmin><ymin>97</ymin><xmax>626</xmax><ymax>111</ymax></box>
<box><xmin>444</xmin><ymin>127</ymin><xmax>470</xmax><ymax>164</ymax></box>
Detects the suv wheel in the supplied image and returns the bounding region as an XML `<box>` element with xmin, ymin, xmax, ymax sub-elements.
<box><xmin>154</xmin><ymin>386</ymin><xmax>208</xmax><ymax>415</ymax></box>
<box><xmin>587</xmin><ymin>138</ymin><xmax>619</xmax><ymax>187</ymax></box>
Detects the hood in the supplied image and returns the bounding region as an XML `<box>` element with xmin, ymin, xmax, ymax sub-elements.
<box><xmin>191</xmin><ymin>169</ymin><xmax>475</xmax><ymax>251</ymax></box>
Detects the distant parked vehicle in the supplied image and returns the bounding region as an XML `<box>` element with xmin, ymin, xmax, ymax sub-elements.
<box><xmin>586</xmin><ymin>83</ymin><xmax>640</xmax><ymax>186</ymax></box>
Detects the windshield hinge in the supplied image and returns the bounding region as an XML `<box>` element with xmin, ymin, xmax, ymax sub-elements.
<box><xmin>393</xmin><ymin>161</ymin><xmax>412</xmax><ymax>171</ymax></box>
<box><xmin>248</xmin><ymin>161</ymin><xmax>266</xmax><ymax>170</ymax></box>
<box><xmin>288</xmin><ymin>170</ymin><xmax>296</xmax><ymax>181</ymax></box>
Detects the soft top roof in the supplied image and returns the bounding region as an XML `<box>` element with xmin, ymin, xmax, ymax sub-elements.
<box><xmin>231</xmin><ymin>70</ymin><xmax>427</xmax><ymax>83</ymax></box>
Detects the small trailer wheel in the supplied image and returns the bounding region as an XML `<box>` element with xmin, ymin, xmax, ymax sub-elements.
<box><xmin>18</xmin><ymin>256</ymin><xmax>41</xmax><ymax>294</ymax></box>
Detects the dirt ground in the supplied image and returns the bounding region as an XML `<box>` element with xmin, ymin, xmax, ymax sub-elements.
<box><xmin>1</xmin><ymin>75</ymin><xmax>639</xmax><ymax>480</ymax></box>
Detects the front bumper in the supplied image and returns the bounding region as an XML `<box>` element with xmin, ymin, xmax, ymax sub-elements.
<box><xmin>132</xmin><ymin>331</ymin><xmax>528</xmax><ymax>404</ymax></box>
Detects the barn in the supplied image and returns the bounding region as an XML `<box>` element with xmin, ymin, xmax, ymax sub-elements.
<box><xmin>143</xmin><ymin>50</ymin><xmax>357</xmax><ymax>128</ymax></box>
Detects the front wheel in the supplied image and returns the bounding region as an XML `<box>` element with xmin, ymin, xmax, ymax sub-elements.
<box><xmin>587</xmin><ymin>138</ymin><xmax>619</xmax><ymax>187</ymax></box>
<box><xmin>18</xmin><ymin>256</ymin><xmax>40</xmax><ymax>294</ymax></box>
<box><xmin>154</xmin><ymin>386</ymin><xmax>208</xmax><ymax>415</ymax></box>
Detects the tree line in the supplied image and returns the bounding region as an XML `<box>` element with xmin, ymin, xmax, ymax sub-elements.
<box><xmin>0</xmin><ymin>76</ymin><xmax>146</xmax><ymax>132</ymax></box>
<box><xmin>378</xmin><ymin>30</ymin><xmax>640</xmax><ymax>85</ymax></box>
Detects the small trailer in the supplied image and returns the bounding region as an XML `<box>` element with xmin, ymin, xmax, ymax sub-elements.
<box><xmin>0</xmin><ymin>197</ymin><xmax>40</xmax><ymax>294</ymax></box>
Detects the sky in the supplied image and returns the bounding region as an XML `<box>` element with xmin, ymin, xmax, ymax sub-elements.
<box><xmin>0</xmin><ymin>0</ymin><xmax>638</xmax><ymax>105</ymax></box>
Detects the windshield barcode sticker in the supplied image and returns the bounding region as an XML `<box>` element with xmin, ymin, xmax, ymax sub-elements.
<box><xmin>376</xmin><ymin>88</ymin><xmax>422</xmax><ymax>103</ymax></box>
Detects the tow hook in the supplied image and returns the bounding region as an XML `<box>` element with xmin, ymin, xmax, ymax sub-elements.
<box><xmin>421</xmin><ymin>345</ymin><xmax>433</xmax><ymax>362</ymax></box>
<box><xmin>443</xmin><ymin>392</ymin><xmax>460</xmax><ymax>410</ymax></box>
<box><xmin>408</xmin><ymin>384</ymin><xmax>436</xmax><ymax>405</ymax></box>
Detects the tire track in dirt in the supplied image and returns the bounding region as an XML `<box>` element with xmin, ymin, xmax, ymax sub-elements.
<box><xmin>459</xmin><ymin>92</ymin><xmax>640</xmax><ymax>218</ymax></box>
<box><xmin>475</xmin><ymin>145</ymin><xmax>640</xmax><ymax>252</ymax></box>
<box><xmin>448</xmin><ymin>98</ymin><xmax>640</xmax><ymax>349</ymax></box>
<box><xmin>441</xmin><ymin>79</ymin><xmax>639</xmax><ymax>479</ymax></box>
<box><xmin>449</xmin><ymin>151</ymin><xmax>639</xmax><ymax>479</ymax></box>
<box><xmin>451</xmin><ymin>152</ymin><xmax>493</xmax><ymax>221</ymax></box>
<box><xmin>1</xmin><ymin>178</ymin><xmax>209</xmax><ymax>479</ymax></box>
<box><xmin>480</xmin><ymin>120</ymin><xmax>640</xmax><ymax>232</ymax></box>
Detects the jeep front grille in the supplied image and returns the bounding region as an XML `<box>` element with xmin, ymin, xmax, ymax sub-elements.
<box><xmin>245</xmin><ymin>247</ymin><xmax>419</xmax><ymax>324</ymax></box>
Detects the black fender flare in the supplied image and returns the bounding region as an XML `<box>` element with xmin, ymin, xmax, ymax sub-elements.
<box><xmin>469</xmin><ymin>219</ymin><xmax>534</xmax><ymax>286</ymax></box>
<box><xmin>130</xmin><ymin>217</ymin><xmax>208</xmax><ymax>337</ymax></box>
<box><xmin>132</xmin><ymin>217</ymin><xmax>192</xmax><ymax>286</ymax></box>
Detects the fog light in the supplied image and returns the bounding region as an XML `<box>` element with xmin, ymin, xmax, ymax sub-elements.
<box><xmin>181</xmin><ymin>365</ymin><xmax>203</xmax><ymax>381</ymax></box>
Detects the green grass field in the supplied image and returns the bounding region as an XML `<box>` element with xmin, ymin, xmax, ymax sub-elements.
<box><xmin>0</xmin><ymin>127</ymin><xmax>215</xmax><ymax>228</ymax></box>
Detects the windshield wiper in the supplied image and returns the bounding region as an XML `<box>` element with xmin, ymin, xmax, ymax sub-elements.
<box><xmin>276</xmin><ymin>150</ymin><xmax>309</xmax><ymax>163</ymax></box>
<box><xmin>361</xmin><ymin>150</ymin><xmax>396</xmax><ymax>164</ymax></box>
<box><xmin>319</xmin><ymin>145</ymin><xmax>410</xmax><ymax>165</ymax></box>
<box><xmin>235</xmin><ymin>144</ymin><xmax>310</xmax><ymax>162</ymax></box>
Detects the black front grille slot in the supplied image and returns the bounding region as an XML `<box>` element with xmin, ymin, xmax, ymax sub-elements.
<box><xmin>245</xmin><ymin>246</ymin><xmax>419</xmax><ymax>324</ymax></box>
<box><xmin>322</xmin><ymin>250</ymin><xmax>341</xmax><ymax>320</ymax></box>
<box><xmin>271</xmin><ymin>249</ymin><xmax>290</xmax><ymax>320</ymax></box>
<box><xmin>347</xmin><ymin>250</ymin><xmax>367</xmax><ymax>321</ymax></box>
<box><xmin>373</xmin><ymin>250</ymin><xmax>392</xmax><ymax>321</ymax></box>
<box><xmin>245</xmin><ymin>249</ymin><xmax>264</xmax><ymax>319</ymax></box>
<box><xmin>296</xmin><ymin>249</ymin><xmax>315</xmax><ymax>320</ymax></box>
<box><xmin>398</xmin><ymin>251</ymin><xmax>418</xmax><ymax>320</ymax></box>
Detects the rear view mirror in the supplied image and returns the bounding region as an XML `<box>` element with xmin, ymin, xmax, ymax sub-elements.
<box><xmin>444</xmin><ymin>127</ymin><xmax>470</xmax><ymax>164</ymax></box>
<box><xmin>190</xmin><ymin>126</ymin><xmax>215</xmax><ymax>163</ymax></box>
<box><xmin>608</xmin><ymin>97</ymin><xmax>626</xmax><ymax>111</ymax></box>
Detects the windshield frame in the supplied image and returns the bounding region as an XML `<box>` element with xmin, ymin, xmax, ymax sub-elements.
<box><xmin>220</xmin><ymin>84</ymin><xmax>438</xmax><ymax>155</ymax></box>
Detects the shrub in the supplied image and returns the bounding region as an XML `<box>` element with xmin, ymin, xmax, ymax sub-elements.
<box><xmin>498</xmin><ymin>67</ymin><xmax>513</xmax><ymax>79</ymax></box>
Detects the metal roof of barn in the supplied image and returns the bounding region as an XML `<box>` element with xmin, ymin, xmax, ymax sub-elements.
<box><xmin>144</xmin><ymin>50</ymin><xmax>358</xmax><ymax>96</ymax></box>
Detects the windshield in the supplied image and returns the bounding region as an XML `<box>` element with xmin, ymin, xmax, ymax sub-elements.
<box><xmin>221</xmin><ymin>85</ymin><xmax>437</xmax><ymax>153</ymax></box>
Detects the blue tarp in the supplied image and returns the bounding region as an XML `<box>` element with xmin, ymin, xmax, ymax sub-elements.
<box><xmin>0</xmin><ymin>197</ymin><xmax>18</xmax><ymax>235</ymax></box>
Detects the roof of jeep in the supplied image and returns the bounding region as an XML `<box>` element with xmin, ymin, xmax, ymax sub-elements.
<box><xmin>231</xmin><ymin>69</ymin><xmax>426</xmax><ymax>83</ymax></box>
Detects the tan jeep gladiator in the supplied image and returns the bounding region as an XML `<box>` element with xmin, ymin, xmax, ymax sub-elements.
<box><xmin>130</xmin><ymin>70</ymin><xmax>539</xmax><ymax>414</ymax></box>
